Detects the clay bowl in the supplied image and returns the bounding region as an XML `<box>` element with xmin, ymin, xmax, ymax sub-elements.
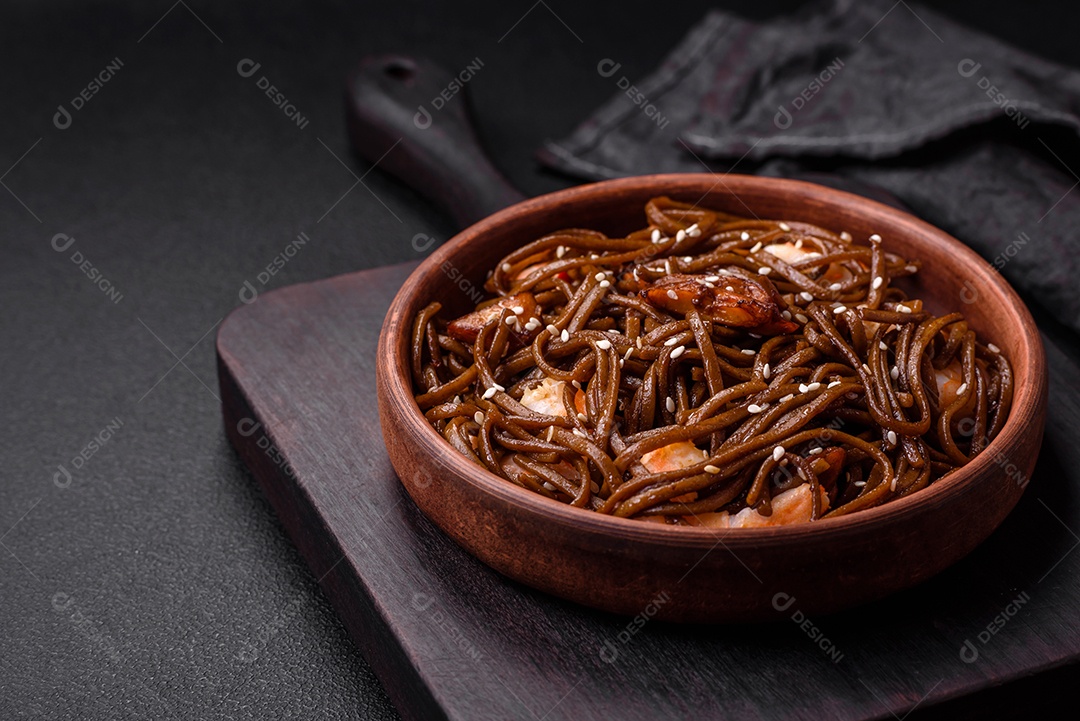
<box><xmin>376</xmin><ymin>174</ymin><xmax>1046</xmax><ymax>623</ymax></box>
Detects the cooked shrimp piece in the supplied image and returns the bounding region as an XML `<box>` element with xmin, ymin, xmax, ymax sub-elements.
<box><xmin>640</xmin><ymin>441</ymin><xmax>708</xmax><ymax>474</ymax></box>
<box><xmin>521</xmin><ymin>378</ymin><xmax>587</xmax><ymax>418</ymax></box>
<box><xmin>762</xmin><ymin>241</ymin><xmax>858</xmax><ymax>294</ymax></box>
<box><xmin>726</xmin><ymin>483</ymin><xmax>829</xmax><ymax>528</ymax></box>
<box><xmin>641</xmin><ymin>441</ymin><xmax>706</xmax><ymax>504</ymax></box>
<box><xmin>520</xmin><ymin>377</ymin><xmax>569</xmax><ymax>418</ymax></box>
<box><xmin>763</xmin><ymin>242</ymin><xmax>821</xmax><ymax>264</ymax></box>
<box><xmin>935</xmin><ymin>360</ymin><xmax>964</xmax><ymax>406</ymax></box>
<box><xmin>447</xmin><ymin>292</ymin><xmax>539</xmax><ymax>344</ymax></box>
<box><xmin>641</xmin><ymin>274</ymin><xmax>797</xmax><ymax>334</ymax></box>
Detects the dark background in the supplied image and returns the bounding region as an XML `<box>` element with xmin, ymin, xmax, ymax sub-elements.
<box><xmin>2</xmin><ymin>1</ymin><xmax>1078</xmax><ymax>718</ymax></box>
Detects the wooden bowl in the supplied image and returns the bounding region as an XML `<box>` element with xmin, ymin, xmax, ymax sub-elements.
<box><xmin>376</xmin><ymin>174</ymin><xmax>1047</xmax><ymax>623</ymax></box>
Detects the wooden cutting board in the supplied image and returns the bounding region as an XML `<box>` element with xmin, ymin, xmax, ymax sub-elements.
<box><xmin>216</xmin><ymin>261</ymin><xmax>1080</xmax><ymax>721</ymax></box>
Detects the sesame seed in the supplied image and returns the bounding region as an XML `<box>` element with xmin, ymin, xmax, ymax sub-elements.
<box><xmin>501</xmin><ymin>263</ymin><xmax>512</xmax><ymax>272</ymax></box>
<box><xmin>869</xmin><ymin>233</ymin><xmax>882</xmax><ymax>242</ymax></box>
<box><xmin>806</xmin><ymin>382</ymin><xmax>821</xmax><ymax>391</ymax></box>
<box><xmin>782</xmin><ymin>310</ymin><xmax>793</xmax><ymax>320</ymax></box>
<box><xmin>780</xmin><ymin>394</ymin><xmax>794</xmax><ymax>403</ymax></box>
<box><xmin>556</xmin><ymin>245</ymin><xmax>566</xmax><ymax>258</ymax></box>
<box><xmin>542</xmin><ymin>482</ymin><xmax>556</xmax><ymax>492</ymax></box>
<box><xmin>890</xmin><ymin>366</ymin><xmax>899</xmax><ymax>380</ymax></box>
<box><xmin>676</xmin><ymin>229</ymin><xmax>686</xmax><ymax>242</ymax></box>
<box><xmin>546</xmin><ymin>426</ymin><xmax>554</xmax><ymax>442</ymax></box>
<box><xmin>872</xmin><ymin>276</ymin><xmax>883</xmax><ymax>290</ymax></box>
<box><xmin>799</xmin><ymin>383</ymin><xmax>810</xmax><ymax>393</ymax></box>
<box><xmin>749</xmin><ymin>333</ymin><xmax>761</xmax><ymax>339</ymax></box>
<box><xmin>624</xmin><ymin>347</ymin><xmax>633</xmax><ymax>361</ymax></box>
<box><xmin>887</xmin><ymin>430</ymin><xmax>897</xmax><ymax>445</ymax></box>
<box><xmin>453</xmin><ymin>395</ymin><xmax>462</xmax><ymax>404</ymax></box>
<box><xmin>572</xmin><ymin>380</ymin><xmax>582</xmax><ymax>390</ymax></box>
<box><xmin>560</xmin><ymin>329</ymin><xmax>570</xmax><ymax>342</ymax></box>
<box><xmin>773</xmin><ymin>445</ymin><xmax>785</xmax><ymax>461</ymax></box>
<box><xmin>854</xmin><ymin>480</ymin><xmax>866</xmax><ymax>487</ymax></box>
<box><xmin>599</xmin><ymin>280</ymin><xmax>611</xmax><ymax>288</ymax></box>
<box><xmin>505</xmin><ymin>316</ymin><xmax>517</xmax><ymax>325</ymax></box>
<box><xmin>833</xmin><ymin>305</ymin><xmax>847</xmax><ymax>314</ymax></box>
<box><xmin>573</xmin><ymin>428</ymin><xmax>586</xmax><ymax>438</ymax></box>
<box><xmin>546</xmin><ymin>324</ymin><xmax>558</xmax><ymax>335</ymax></box>
<box><xmin>800</xmin><ymin>291</ymin><xmax>814</xmax><ymax>302</ymax></box>
<box><xmin>956</xmin><ymin>383</ymin><xmax>968</xmax><ymax>395</ymax></box>
<box><xmin>750</xmin><ymin>241</ymin><xmax>763</xmax><ymax>253</ymax></box>
<box><xmin>666</xmin><ymin>289</ymin><xmax>679</xmax><ymax>300</ymax></box>
<box><xmin>482</xmin><ymin>387</ymin><xmax>497</xmax><ymax>400</ymax></box>
<box><xmin>828</xmin><ymin>380</ymin><xmax>841</xmax><ymax>389</ymax></box>
<box><xmin>665</xmin><ymin>260</ymin><xmax>674</xmax><ymax>275</ymax></box>
<box><xmin>705</xmin><ymin>275</ymin><xmax>720</xmax><ymax>282</ymax></box>
<box><xmin>879</xmin><ymin>341</ymin><xmax>888</xmax><ymax>350</ymax></box>
<box><xmin>748</xmin><ymin>404</ymin><xmax>765</xmax><ymax>414</ymax></box>
<box><xmin>741</xmin><ymin>348</ymin><xmax>756</xmax><ymax>356</ymax></box>
<box><xmin>683</xmin><ymin>256</ymin><xmax>693</xmax><ymax>263</ymax></box>
<box><xmin>704</xmin><ymin>464</ymin><xmax>721</xmax><ymax>475</ymax></box>
<box><xmin>862</xmin><ymin>363</ymin><xmax>871</xmax><ymax>373</ymax></box>
<box><xmin>779</xmin><ymin>222</ymin><xmax>792</xmax><ymax>232</ymax></box>
<box><xmin>703</xmin><ymin>281</ymin><xmax>715</xmax><ymax>289</ymax></box>
<box><xmin>576</xmin><ymin>412</ymin><xmax>587</xmax><ymax>422</ymax></box>
<box><xmin>663</xmin><ymin>336</ymin><xmax>680</xmax><ymax>347</ymax></box>
<box><xmin>763</xmin><ymin>363</ymin><xmax>771</xmax><ymax>379</ymax></box>
<box><xmin>671</xmin><ymin>346</ymin><xmax>686</xmax><ymax>359</ymax></box>
<box><xmin>897</xmin><ymin>304</ymin><xmax>912</xmax><ymax>313</ymax></box>
<box><xmin>590</xmin><ymin>482</ymin><xmax>600</xmax><ymax>493</ymax></box>
<box><xmin>592</xmin><ymin>272</ymin><xmax>604</xmax><ymax>282</ymax></box>
<box><xmin>511</xmin><ymin>305</ymin><xmax>525</xmax><ymax>314</ymax></box>
<box><xmin>651</xmin><ymin>229</ymin><xmax>661</xmax><ymax>242</ymax></box>
<box><xmin>840</xmin><ymin>231</ymin><xmax>852</xmax><ymax>242</ymax></box>
<box><xmin>809</xmin><ymin>447</ymin><xmax>823</xmax><ymax>455</ymax></box>
<box><xmin>988</xmin><ymin>343</ymin><xmax>1001</xmax><ymax>354</ymax></box>
<box><xmin>795</xmin><ymin>239</ymin><xmax>804</xmax><ymax>249</ymax></box>
<box><xmin>741</xmin><ymin>232</ymin><xmax>750</xmax><ymax>241</ymax></box>
<box><xmin>618</xmin><ymin>359</ymin><xmax>625</xmax><ymax>368</ymax></box>
<box><xmin>829</xmin><ymin>283</ymin><xmax>842</xmax><ymax>291</ymax></box>
<box><xmin>905</xmin><ymin>265</ymin><xmax>918</xmax><ymax>273</ymax></box>
<box><xmin>596</xmin><ymin>339</ymin><xmax>612</xmax><ymax>350</ymax></box>
<box><xmin>636</xmin><ymin>337</ymin><xmax>643</xmax><ymax>349</ymax></box>
<box><xmin>665</xmin><ymin>397</ymin><xmax>676</xmax><ymax>413</ymax></box>
<box><xmin>795</xmin><ymin>313</ymin><xmax>809</xmax><ymax>324</ymax></box>
<box><xmin>473</xmin><ymin>411</ymin><xmax>484</xmax><ymax>424</ymax></box>
<box><xmin>758</xmin><ymin>266</ymin><xmax>772</xmax><ymax>276</ymax></box>
<box><xmin>726</xmin><ymin>285</ymin><xmax>735</xmax><ymax>292</ymax></box>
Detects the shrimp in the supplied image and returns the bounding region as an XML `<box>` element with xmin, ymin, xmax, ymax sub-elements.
<box><xmin>640</xmin><ymin>441</ymin><xmax>708</xmax><ymax>474</ymax></box>
<box><xmin>639</xmin><ymin>441</ymin><xmax>708</xmax><ymax>504</ymax></box>
<box><xmin>762</xmin><ymin>241</ymin><xmax>854</xmax><ymax>287</ymax></box>
<box><xmin>447</xmin><ymin>292</ymin><xmax>539</xmax><ymax>345</ymax></box>
<box><xmin>641</xmin><ymin>274</ymin><xmax>797</xmax><ymax>334</ymax></box>
<box><xmin>684</xmin><ymin>484</ymin><xmax>830</xmax><ymax>529</ymax></box>
<box><xmin>520</xmin><ymin>377</ymin><xmax>587</xmax><ymax>418</ymax></box>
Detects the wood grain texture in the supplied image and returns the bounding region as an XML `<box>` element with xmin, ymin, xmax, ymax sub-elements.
<box><xmin>218</xmin><ymin>257</ymin><xmax>1080</xmax><ymax>721</ymax></box>
<box><xmin>377</xmin><ymin>174</ymin><xmax>1046</xmax><ymax>623</ymax></box>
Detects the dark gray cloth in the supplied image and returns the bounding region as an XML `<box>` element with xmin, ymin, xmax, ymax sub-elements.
<box><xmin>539</xmin><ymin>0</ymin><xmax>1080</xmax><ymax>334</ymax></box>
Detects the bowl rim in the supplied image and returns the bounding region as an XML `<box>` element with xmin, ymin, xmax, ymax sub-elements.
<box><xmin>379</xmin><ymin>173</ymin><xmax>1046</xmax><ymax>548</ymax></box>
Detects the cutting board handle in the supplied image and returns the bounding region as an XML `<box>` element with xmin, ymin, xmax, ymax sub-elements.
<box><xmin>346</xmin><ymin>55</ymin><xmax>526</xmax><ymax>230</ymax></box>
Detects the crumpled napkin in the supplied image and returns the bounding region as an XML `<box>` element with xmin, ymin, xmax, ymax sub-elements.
<box><xmin>539</xmin><ymin>0</ymin><xmax>1080</xmax><ymax>333</ymax></box>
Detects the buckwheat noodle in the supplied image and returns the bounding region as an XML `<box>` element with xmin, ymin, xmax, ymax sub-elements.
<box><xmin>409</xmin><ymin>197</ymin><xmax>1013</xmax><ymax>527</ymax></box>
